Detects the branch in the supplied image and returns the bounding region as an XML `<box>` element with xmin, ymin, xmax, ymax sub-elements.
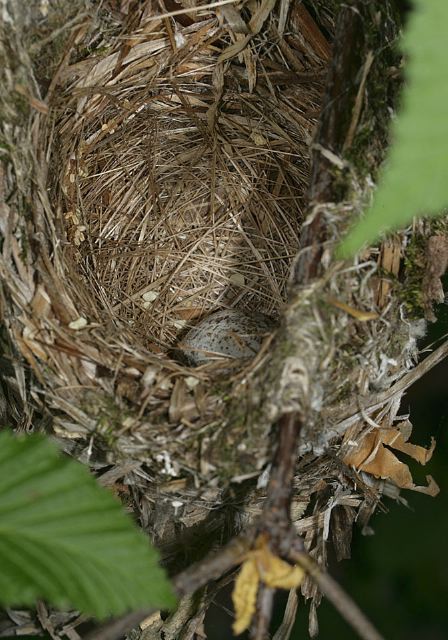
<box><xmin>172</xmin><ymin>535</ymin><xmax>251</xmax><ymax>597</ymax></box>
<box><xmin>259</xmin><ymin>412</ymin><xmax>304</xmax><ymax>555</ymax></box>
<box><xmin>292</xmin><ymin>3</ymin><xmax>368</xmax><ymax>284</ymax></box>
<box><xmin>84</xmin><ymin>536</ymin><xmax>251</xmax><ymax>640</ymax></box>
<box><xmin>250</xmin><ymin>584</ymin><xmax>275</xmax><ymax>640</ymax></box>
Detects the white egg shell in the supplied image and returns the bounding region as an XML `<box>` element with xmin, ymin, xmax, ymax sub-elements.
<box><xmin>180</xmin><ymin>309</ymin><xmax>274</xmax><ymax>366</ymax></box>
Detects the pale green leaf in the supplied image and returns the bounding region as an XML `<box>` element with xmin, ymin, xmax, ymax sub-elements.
<box><xmin>0</xmin><ymin>431</ymin><xmax>175</xmax><ymax>618</ymax></box>
<box><xmin>340</xmin><ymin>0</ymin><xmax>448</xmax><ymax>256</ymax></box>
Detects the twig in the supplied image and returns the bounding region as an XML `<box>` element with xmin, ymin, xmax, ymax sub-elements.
<box><xmin>84</xmin><ymin>543</ymin><xmax>385</xmax><ymax>640</ymax></box>
<box><xmin>260</xmin><ymin>412</ymin><xmax>304</xmax><ymax>554</ymax></box>
<box><xmin>326</xmin><ymin>338</ymin><xmax>448</xmax><ymax>431</ymax></box>
<box><xmin>84</xmin><ymin>536</ymin><xmax>251</xmax><ymax>640</ymax></box>
<box><xmin>145</xmin><ymin>0</ymin><xmax>239</xmax><ymax>22</ymax></box>
<box><xmin>250</xmin><ymin>584</ymin><xmax>275</xmax><ymax>640</ymax></box>
<box><xmin>224</xmin><ymin>412</ymin><xmax>302</xmax><ymax>637</ymax></box>
<box><xmin>290</xmin><ymin>551</ymin><xmax>385</xmax><ymax>640</ymax></box>
<box><xmin>83</xmin><ymin>608</ymin><xmax>157</xmax><ymax>640</ymax></box>
<box><xmin>173</xmin><ymin>535</ymin><xmax>251</xmax><ymax>597</ymax></box>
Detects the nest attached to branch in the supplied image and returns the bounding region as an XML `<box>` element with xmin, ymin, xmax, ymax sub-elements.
<box><xmin>2</xmin><ymin>0</ymin><xmax>329</xmax><ymax>460</ymax></box>
<box><xmin>0</xmin><ymin>0</ymin><xmax>443</xmax><ymax>637</ymax></box>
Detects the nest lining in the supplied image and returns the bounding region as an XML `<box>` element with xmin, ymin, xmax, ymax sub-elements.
<box><xmin>51</xmin><ymin>8</ymin><xmax>326</xmax><ymax>357</ymax></box>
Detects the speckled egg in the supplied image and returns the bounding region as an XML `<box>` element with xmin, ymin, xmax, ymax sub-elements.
<box><xmin>180</xmin><ymin>309</ymin><xmax>274</xmax><ymax>366</ymax></box>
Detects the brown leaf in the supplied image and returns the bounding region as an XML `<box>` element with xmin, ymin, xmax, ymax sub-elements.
<box><xmin>344</xmin><ymin>425</ymin><xmax>439</xmax><ymax>496</ymax></box>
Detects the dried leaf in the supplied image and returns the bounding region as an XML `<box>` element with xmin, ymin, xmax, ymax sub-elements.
<box><xmin>243</xmin><ymin>45</ymin><xmax>257</xmax><ymax>93</ymax></box>
<box><xmin>232</xmin><ymin>538</ymin><xmax>305</xmax><ymax>635</ymax></box>
<box><xmin>218</xmin><ymin>33</ymin><xmax>251</xmax><ymax>63</ymax></box>
<box><xmin>344</xmin><ymin>425</ymin><xmax>439</xmax><ymax>495</ymax></box>
<box><xmin>380</xmin><ymin>425</ymin><xmax>435</xmax><ymax>465</ymax></box>
<box><xmin>218</xmin><ymin>5</ymin><xmax>248</xmax><ymax>33</ymax></box>
<box><xmin>326</xmin><ymin>296</ymin><xmax>378</xmax><ymax>321</ymax></box>
<box><xmin>232</xmin><ymin>557</ymin><xmax>259</xmax><ymax>635</ymax></box>
<box><xmin>258</xmin><ymin>552</ymin><xmax>304</xmax><ymax>589</ymax></box>
<box><xmin>31</xmin><ymin>285</ymin><xmax>52</xmax><ymax>318</ymax></box>
<box><xmin>218</xmin><ymin>0</ymin><xmax>276</xmax><ymax>62</ymax></box>
<box><xmin>248</xmin><ymin>0</ymin><xmax>277</xmax><ymax>34</ymax></box>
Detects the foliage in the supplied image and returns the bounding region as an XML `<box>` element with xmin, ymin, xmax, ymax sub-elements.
<box><xmin>340</xmin><ymin>0</ymin><xmax>448</xmax><ymax>255</ymax></box>
<box><xmin>0</xmin><ymin>431</ymin><xmax>175</xmax><ymax>618</ymax></box>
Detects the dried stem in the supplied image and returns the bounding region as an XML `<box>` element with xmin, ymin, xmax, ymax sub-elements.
<box><xmin>172</xmin><ymin>535</ymin><xmax>251</xmax><ymax>597</ymax></box>
<box><xmin>250</xmin><ymin>584</ymin><xmax>275</xmax><ymax>640</ymax></box>
<box><xmin>328</xmin><ymin>337</ymin><xmax>448</xmax><ymax>430</ymax></box>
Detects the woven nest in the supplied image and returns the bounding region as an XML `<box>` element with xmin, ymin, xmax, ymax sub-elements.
<box><xmin>0</xmin><ymin>1</ymin><xmax>442</xmax><ymax>636</ymax></box>
<box><xmin>2</xmin><ymin>1</ymin><xmax>330</xmax><ymax>450</ymax></box>
<box><xmin>52</xmin><ymin>7</ymin><xmax>325</xmax><ymax>353</ymax></box>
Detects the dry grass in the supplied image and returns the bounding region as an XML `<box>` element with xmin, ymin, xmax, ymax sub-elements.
<box><xmin>50</xmin><ymin>2</ymin><xmax>326</xmax><ymax>352</ymax></box>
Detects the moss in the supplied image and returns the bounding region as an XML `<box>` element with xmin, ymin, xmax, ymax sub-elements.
<box><xmin>399</xmin><ymin>218</ymin><xmax>448</xmax><ymax>319</ymax></box>
<box><xmin>400</xmin><ymin>234</ymin><xmax>427</xmax><ymax>318</ymax></box>
<box><xmin>80</xmin><ymin>391</ymin><xmax>131</xmax><ymax>448</ymax></box>
<box><xmin>430</xmin><ymin>214</ymin><xmax>448</xmax><ymax>236</ymax></box>
<box><xmin>343</xmin><ymin>2</ymin><xmax>403</xmax><ymax>181</ymax></box>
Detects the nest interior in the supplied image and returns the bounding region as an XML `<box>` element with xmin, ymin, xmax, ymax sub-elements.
<box><xmin>50</xmin><ymin>2</ymin><xmax>328</xmax><ymax>356</ymax></box>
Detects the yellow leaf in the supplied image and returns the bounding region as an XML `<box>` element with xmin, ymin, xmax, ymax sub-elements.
<box><xmin>254</xmin><ymin>545</ymin><xmax>304</xmax><ymax>590</ymax></box>
<box><xmin>326</xmin><ymin>296</ymin><xmax>378</xmax><ymax>321</ymax></box>
<box><xmin>232</xmin><ymin>537</ymin><xmax>305</xmax><ymax>635</ymax></box>
<box><xmin>232</xmin><ymin>558</ymin><xmax>259</xmax><ymax>635</ymax></box>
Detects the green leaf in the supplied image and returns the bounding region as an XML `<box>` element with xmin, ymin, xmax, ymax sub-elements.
<box><xmin>0</xmin><ymin>431</ymin><xmax>176</xmax><ymax>618</ymax></box>
<box><xmin>340</xmin><ymin>0</ymin><xmax>448</xmax><ymax>256</ymax></box>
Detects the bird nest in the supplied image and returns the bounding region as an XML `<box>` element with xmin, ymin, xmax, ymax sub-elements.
<box><xmin>0</xmin><ymin>1</ymin><xmax>443</xmax><ymax>636</ymax></box>
<box><xmin>1</xmin><ymin>1</ymin><xmax>330</xmax><ymax>449</ymax></box>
